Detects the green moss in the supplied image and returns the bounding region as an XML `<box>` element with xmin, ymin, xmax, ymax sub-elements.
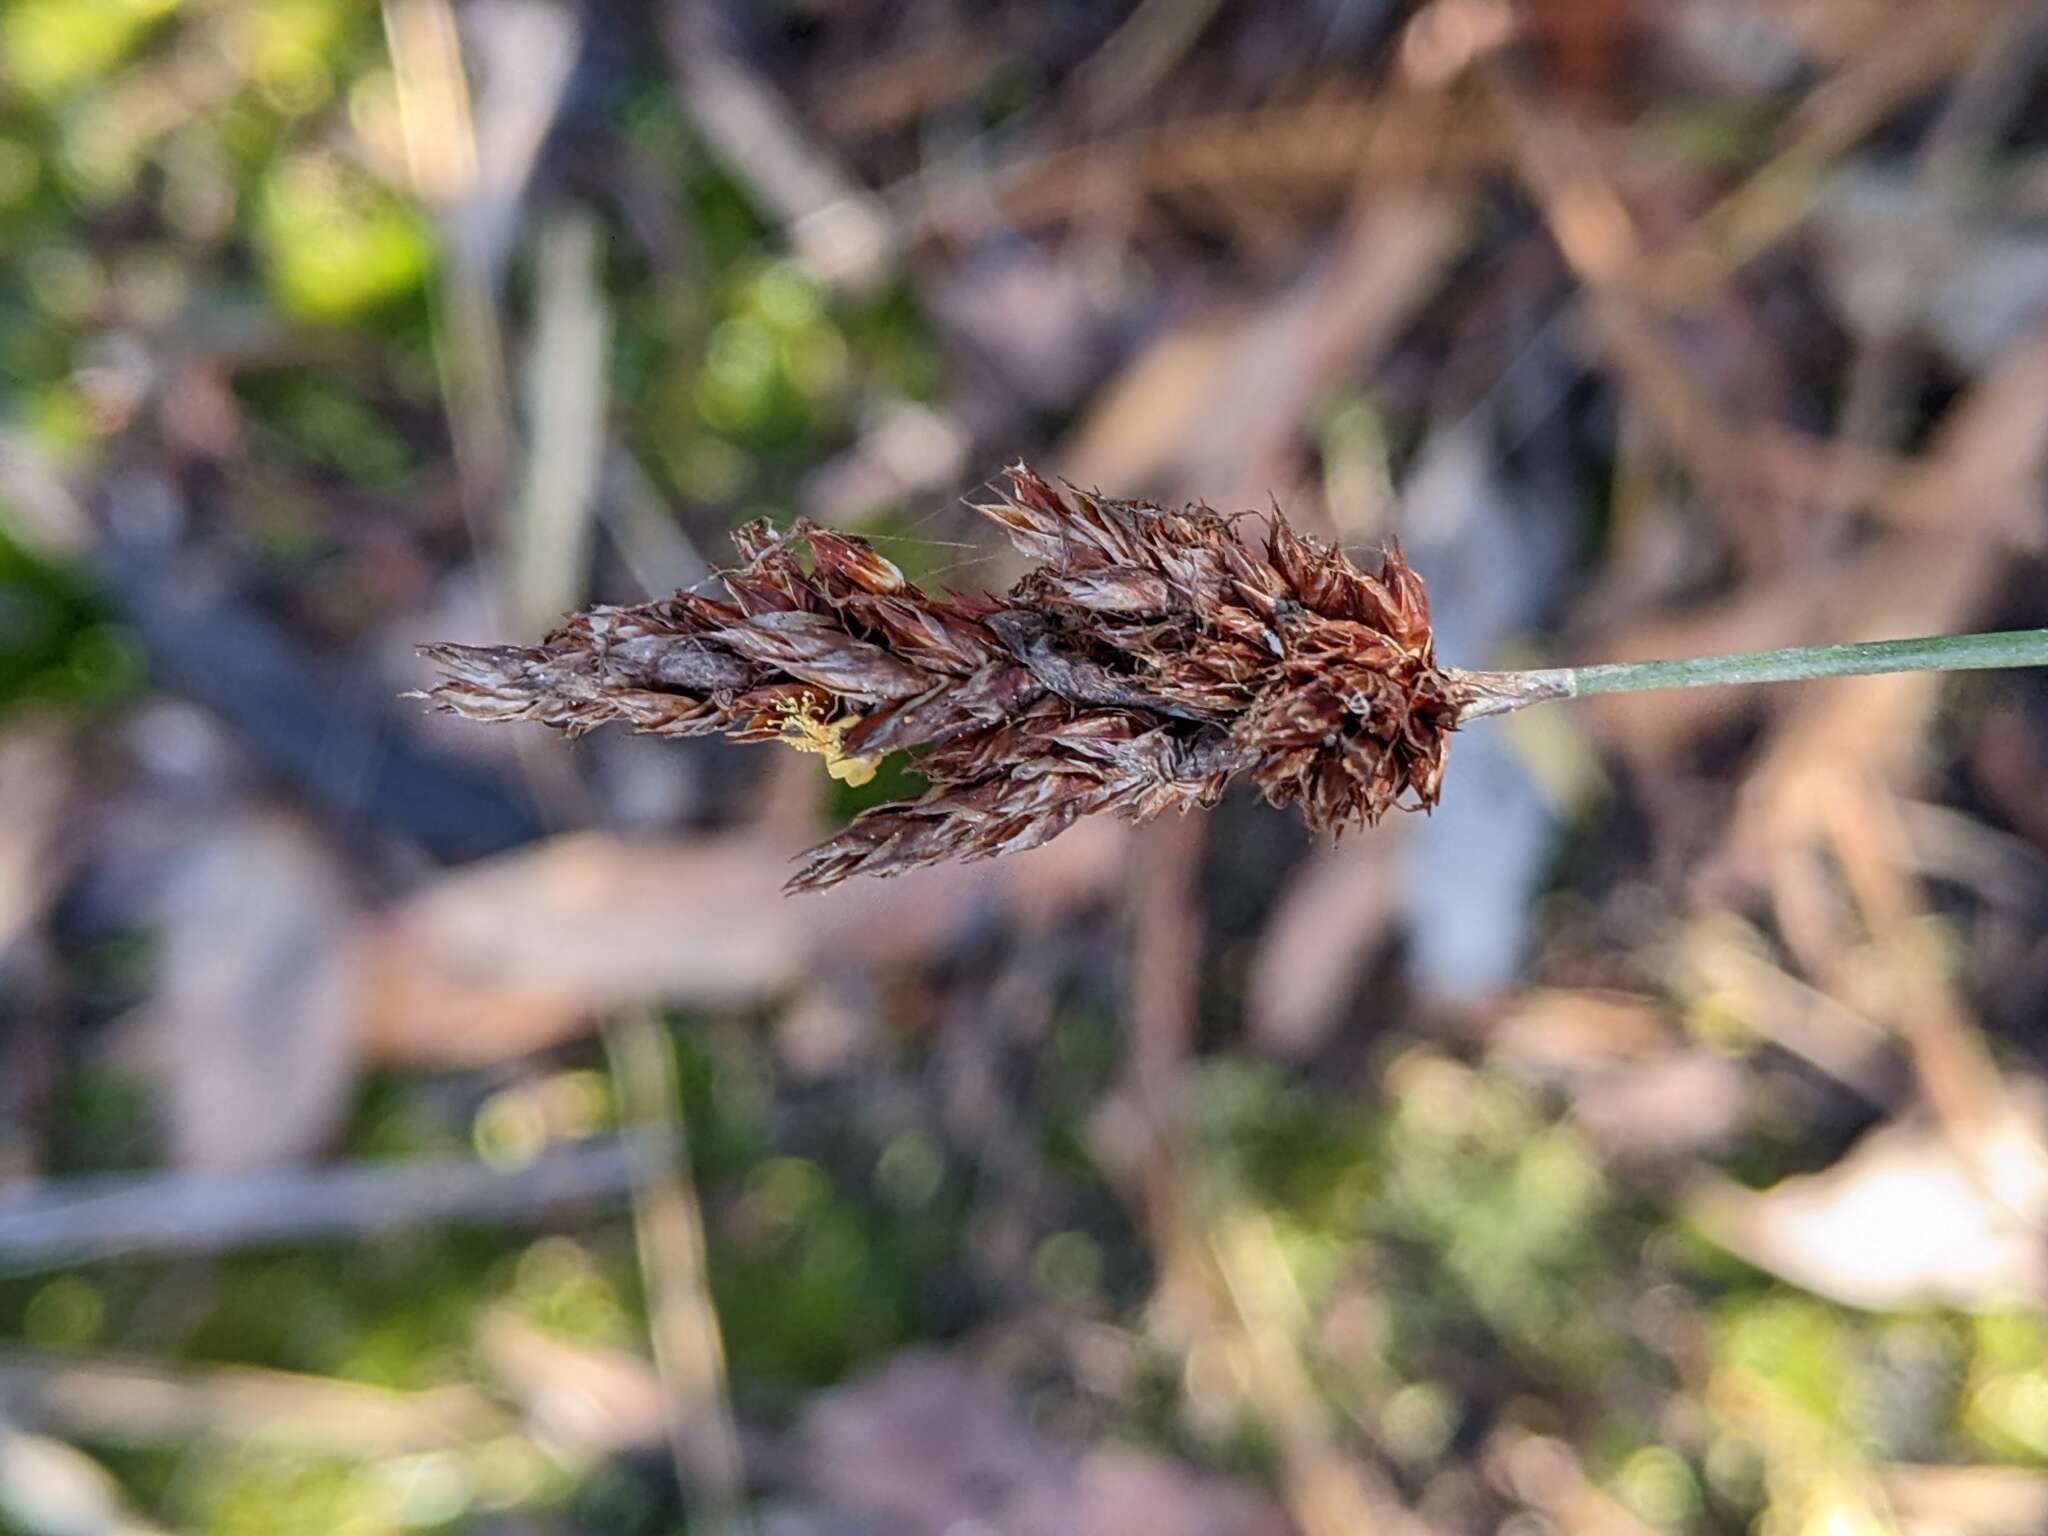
<box><xmin>233</xmin><ymin>367</ymin><xmax>421</xmax><ymax>490</ymax></box>
<box><xmin>256</xmin><ymin>154</ymin><xmax>434</xmax><ymax>323</ymax></box>
<box><xmin>1648</xmin><ymin>102</ymin><xmax>1781</xmax><ymax>171</ymax></box>
<box><xmin>190</xmin><ymin>1451</ymin><xmax>417</xmax><ymax>1536</ymax></box>
<box><xmin>44</xmin><ymin>1061</ymin><xmax>158</xmax><ymax>1174</ymax></box>
<box><xmin>667</xmin><ymin>1026</ymin><xmax>974</xmax><ymax>1397</ymax></box>
<box><xmin>1</xmin><ymin>0</ymin><xmax>179</xmax><ymax>102</ymax></box>
<box><xmin>1196</xmin><ymin>1059</ymin><xmax>1379</xmax><ymax>1227</ymax></box>
<box><xmin>1712</xmin><ymin>1294</ymin><xmax>1864</xmax><ymax>1437</ymax></box>
<box><xmin>0</xmin><ymin>526</ymin><xmax>137</xmax><ymax>713</ymax></box>
<box><xmin>1964</xmin><ymin>1310</ymin><xmax>2048</xmax><ymax>1462</ymax></box>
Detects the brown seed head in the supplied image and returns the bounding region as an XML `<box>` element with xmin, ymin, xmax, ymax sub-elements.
<box><xmin>415</xmin><ymin>466</ymin><xmax>1460</xmax><ymax>890</ymax></box>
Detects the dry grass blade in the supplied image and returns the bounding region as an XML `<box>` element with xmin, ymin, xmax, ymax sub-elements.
<box><xmin>0</xmin><ymin>1420</ymin><xmax>174</xmax><ymax>1536</ymax></box>
<box><xmin>417</xmin><ymin>464</ymin><xmax>1464</xmax><ymax>890</ymax></box>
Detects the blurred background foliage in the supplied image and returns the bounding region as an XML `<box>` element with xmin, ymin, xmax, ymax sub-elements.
<box><xmin>4</xmin><ymin>2</ymin><xmax>2048</xmax><ymax>1535</ymax></box>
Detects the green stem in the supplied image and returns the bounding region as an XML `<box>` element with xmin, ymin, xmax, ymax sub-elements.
<box><xmin>1571</xmin><ymin>628</ymin><xmax>2048</xmax><ymax>696</ymax></box>
<box><xmin>1451</xmin><ymin>629</ymin><xmax>2048</xmax><ymax>722</ymax></box>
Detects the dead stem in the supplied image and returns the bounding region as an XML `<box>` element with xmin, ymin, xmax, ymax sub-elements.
<box><xmin>602</xmin><ymin>1010</ymin><xmax>752</xmax><ymax>1536</ymax></box>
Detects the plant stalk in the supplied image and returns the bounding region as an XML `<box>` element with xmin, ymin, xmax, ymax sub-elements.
<box><xmin>1452</xmin><ymin>628</ymin><xmax>2048</xmax><ymax>723</ymax></box>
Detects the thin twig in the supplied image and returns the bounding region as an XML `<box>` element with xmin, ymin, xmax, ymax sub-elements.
<box><xmin>602</xmin><ymin>1011</ymin><xmax>753</xmax><ymax>1536</ymax></box>
<box><xmin>0</xmin><ymin>1417</ymin><xmax>176</xmax><ymax>1536</ymax></box>
<box><xmin>0</xmin><ymin>1347</ymin><xmax>511</xmax><ymax>1457</ymax></box>
<box><xmin>660</xmin><ymin>4</ymin><xmax>897</xmax><ymax>294</ymax></box>
<box><xmin>0</xmin><ymin>1137</ymin><xmax>653</xmax><ymax>1271</ymax></box>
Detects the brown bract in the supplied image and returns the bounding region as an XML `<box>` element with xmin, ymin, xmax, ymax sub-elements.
<box><xmin>417</xmin><ymin>465</ymin><xmax>1461</xmax><ymax>891</ymax></box>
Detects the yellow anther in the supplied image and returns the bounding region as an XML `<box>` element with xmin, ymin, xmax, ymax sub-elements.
<box><xmin>775</xmin><ymin>696</ymin><xmax>881</xmax><ymax>787</ymax></box>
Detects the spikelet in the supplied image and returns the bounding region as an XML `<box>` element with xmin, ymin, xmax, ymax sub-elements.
<box><xmin>416</xmin><ymin>465</ymin><xmax>1462</xmax><ymax>891</ymax></box>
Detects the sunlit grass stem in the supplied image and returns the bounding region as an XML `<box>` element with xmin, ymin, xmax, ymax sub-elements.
<box><xmin>1569</xmin><ymin>629</ymin><xmax>2048</xmax><ymax>696</ymax></box>
<box><xmin>1453</xmin><ymin>629</ymin><xmax>2048</xmax><ymax>722</ymax></box>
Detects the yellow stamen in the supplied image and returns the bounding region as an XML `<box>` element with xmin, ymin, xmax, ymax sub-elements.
<box><xmin>775</xmin><ymin>696</ymin><xmax>881</xmax><ymax>787</ymax></box>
